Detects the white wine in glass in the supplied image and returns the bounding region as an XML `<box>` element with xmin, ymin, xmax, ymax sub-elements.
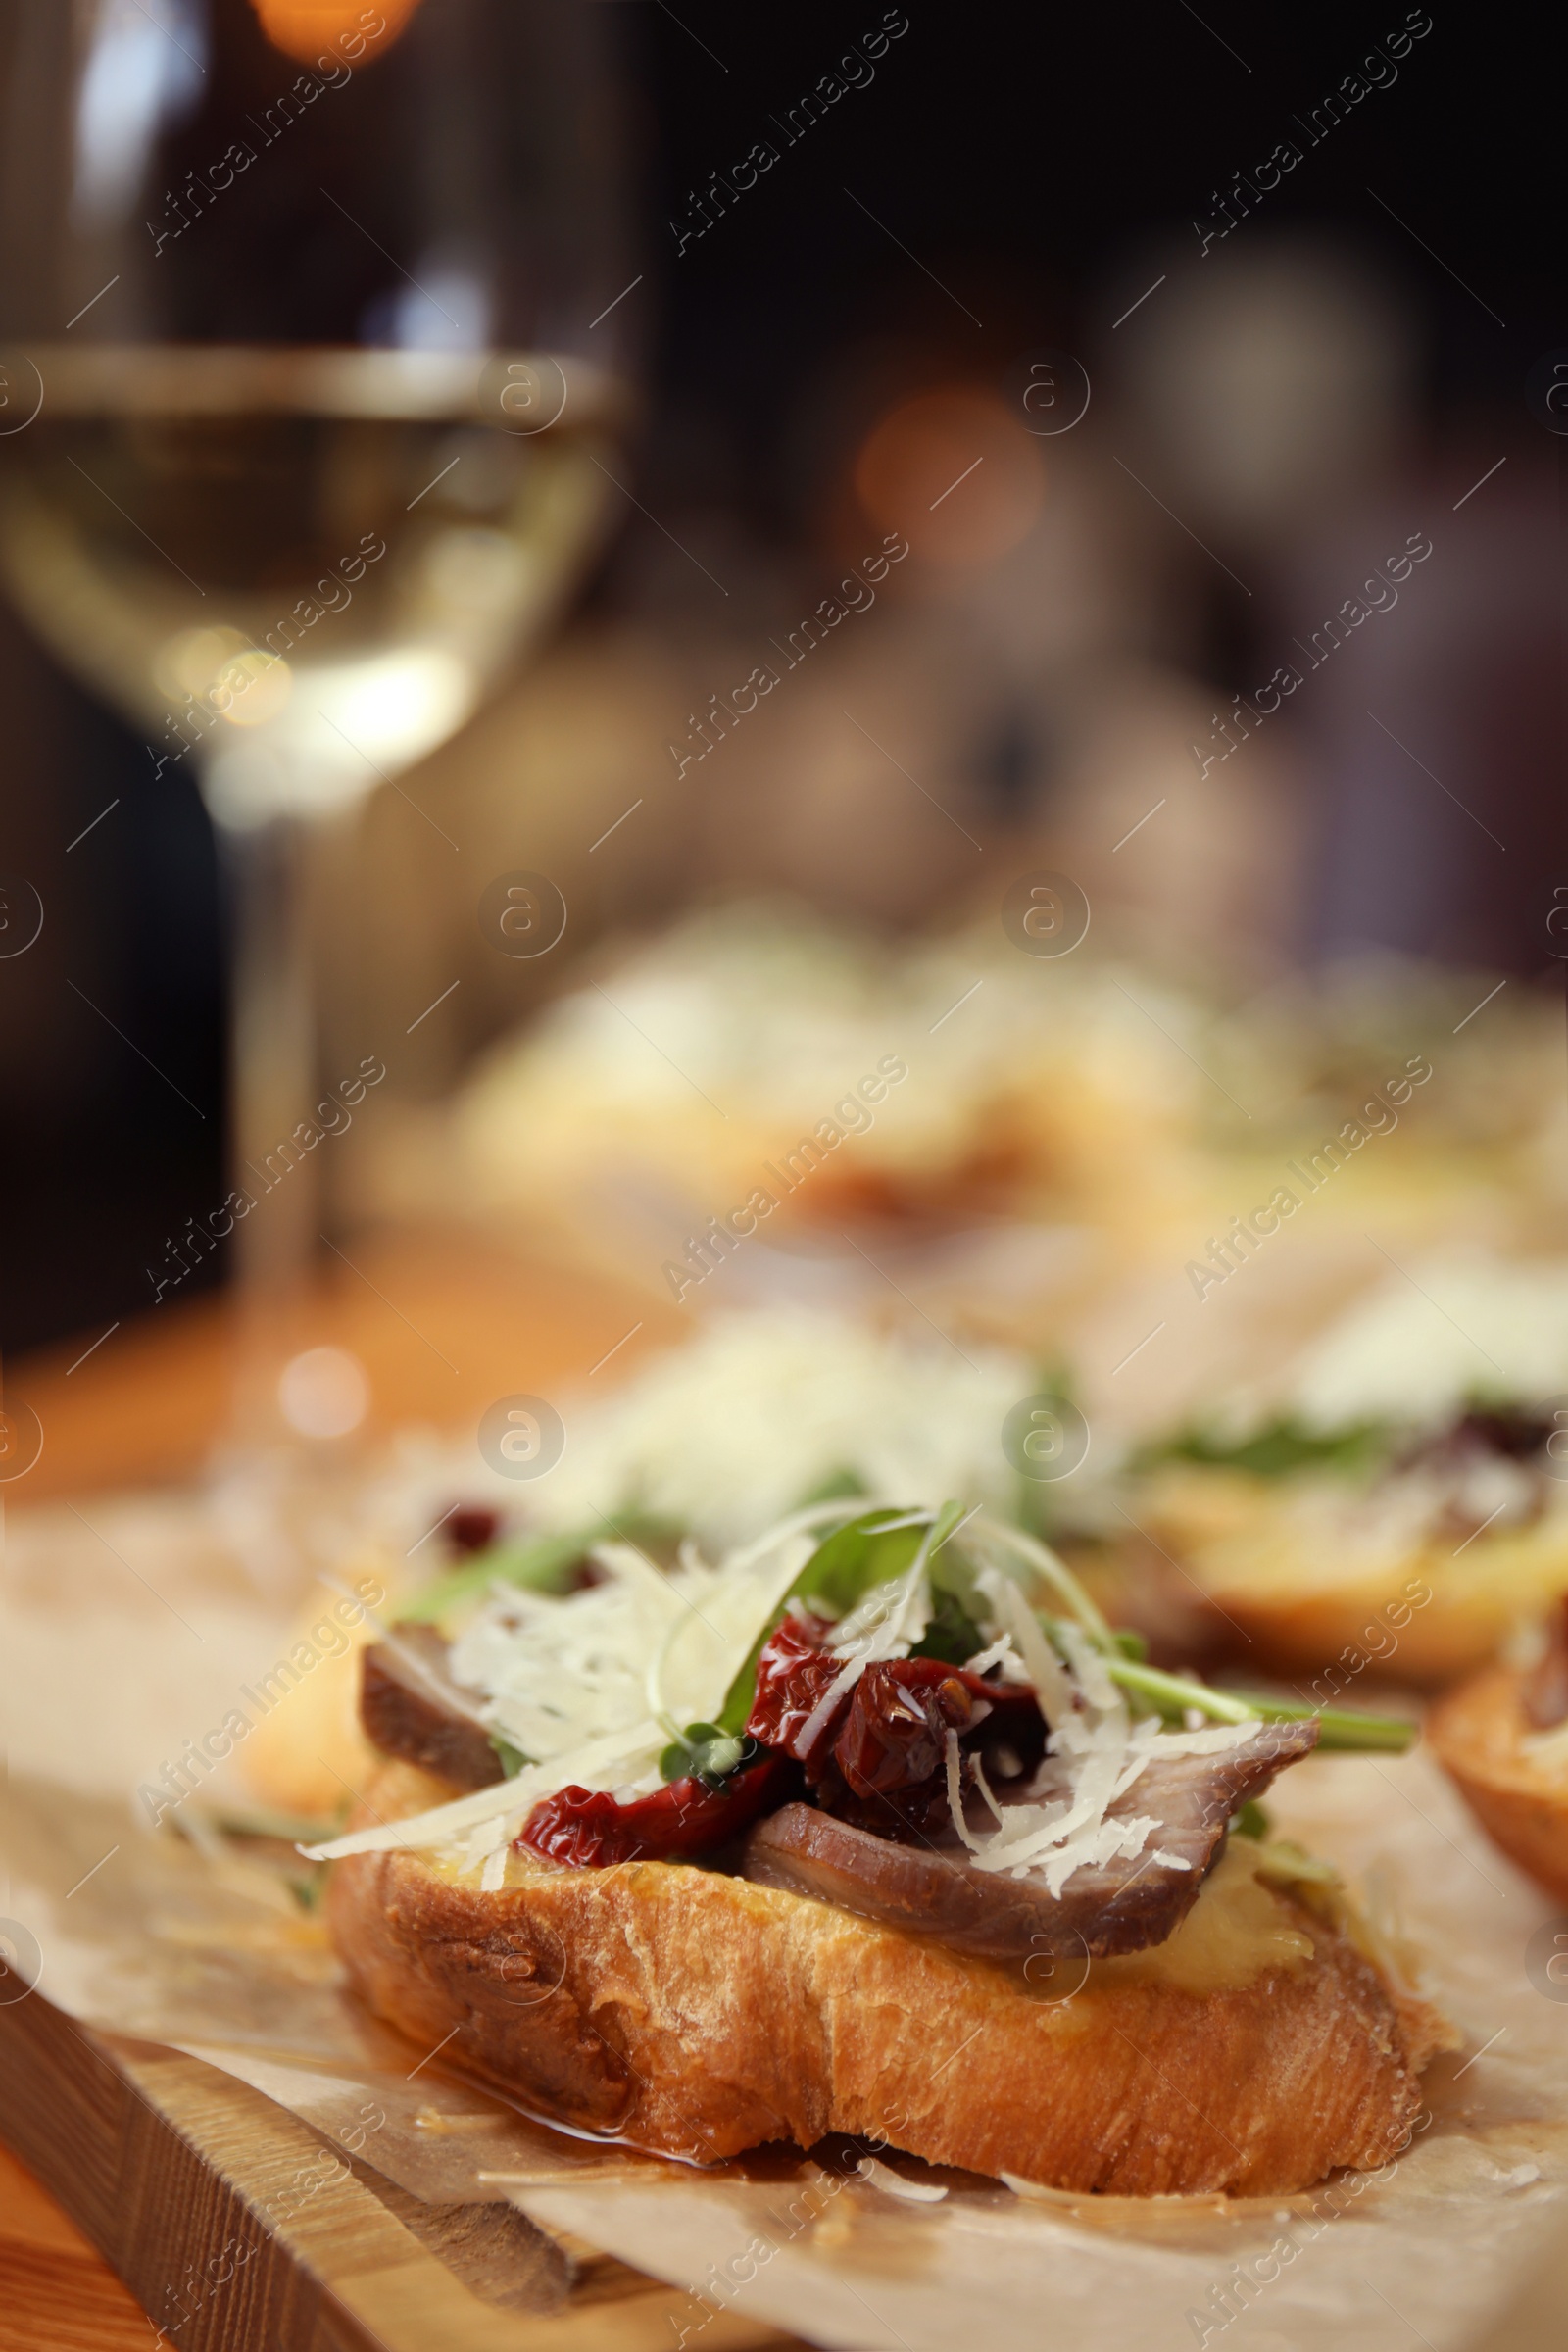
<box><xmin>0</xmin><ymin>0</ymin><xmax>638</xmax><ymax>1441</ymax></box>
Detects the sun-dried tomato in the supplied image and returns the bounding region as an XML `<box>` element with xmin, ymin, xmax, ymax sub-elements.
<box><xmin>518</xmin><ymin>1752</ymin><xmax>797</xmax><ymax>1868</ymax></box>
<box><xmin>747</xmin><ymin>1617</ymin><xmax>1046</xmax><ymax>1830</ymax></box>
<box><xmin>835</xmin><ymin>1657</ymin><xmax>1045</xmax><ymax>1800</ymax></box>
<box><xmin>745</xmin><ymin>1612</ymin><xmax>850</xmax><ymax>1776</ymax></box>
<box><xmin>834</xmin><ymin>1659</ymin><xmax>983</xmax><ymax>1797</ymax></box>
<box><xmin>446</xmin><ymin>1506</ymin><xmax>501</xmax><ymax>1554</ymax></box>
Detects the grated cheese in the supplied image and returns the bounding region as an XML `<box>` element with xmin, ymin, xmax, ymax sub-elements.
<box><xmin>423</xmin><ymin>1306</ymin><xmax>1118</xmax><ymax>1549</ymax></box>
<box><xmin>965</xmin><ymin>1633</ymin><xmax>1020</xmax><ymax>1679</ymax></box>
<box><xmin>974</xmin><ymin>1569</ymin><xmax>1077</xmax><ymax>1728</ymax></box>
<box><xmin>1278</xmin><ymin>1253</ymin><xmax>1568</xmax><ymax>1436</ymax></box>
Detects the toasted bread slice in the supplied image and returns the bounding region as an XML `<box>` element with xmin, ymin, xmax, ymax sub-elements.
<box><xmin>240</xmin><ymin>1575</ymin><xmax>385</xmax><ymax>1818</ymax></box>
<box><xmin>1147</xmin><ymin>1467</ymin><xmax>1568</xmax><ymax>1684</ymax></box>
<box><xmin>327</xmin><ymin>1760</ymin><xmax>1446</xmax><ymax>2195</ymax></box>
<box><xmin>1429</xmin><ymin>1667</ymin><xmax>1568</xmax><ymax>1903</ymax></box>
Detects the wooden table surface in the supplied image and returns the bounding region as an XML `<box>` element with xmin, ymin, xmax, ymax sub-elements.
<box><xmin>0</xmin><ymin>1228</ymin><xmax>679</xmax><ymax>2348</ymax></box>
<box><xmin>0</xmin><ymin>2143</ymin><xmax>154</xmax><ymax>2352</ymax></box>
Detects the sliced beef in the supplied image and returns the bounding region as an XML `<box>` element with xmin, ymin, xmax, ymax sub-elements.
<box><xmin>361</xmin><ymin>1625</ymin><xmax>504</xmax><ymax>1790</ymax></box>
<box><xmin>742</xmin><ymin>1718</ymin><xmax>1319</xmax><ymax>1960</ymax></box>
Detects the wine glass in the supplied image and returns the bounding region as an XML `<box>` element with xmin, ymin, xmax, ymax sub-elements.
<box><xmin>0</xmin><ymin>0</ymin><xmax>637</xmax><ymax>1440</ymax></box>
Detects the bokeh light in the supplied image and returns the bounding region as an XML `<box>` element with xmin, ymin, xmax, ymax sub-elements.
<box><xmin>249</xmin><ymin>0</ymin><xmax>422</xmax><ymax>67</ymax></box>
<box><xmin>276</xmin><ymin>1345</ymin><xmax>371</xmax><ymax>1438</ymax></box>
<box><xmin>852</xmin><ymin>387</ymin><xmax>1046</xmax><ymax>568</ymax></box>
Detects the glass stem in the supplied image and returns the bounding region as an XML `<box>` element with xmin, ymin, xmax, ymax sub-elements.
<box><xmin>218</xmin><ymin>808</ymin><xmax>335</xmax><ymax>1445</ymax></box>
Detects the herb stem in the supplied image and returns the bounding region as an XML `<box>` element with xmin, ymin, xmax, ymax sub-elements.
<box><xmin>978</xmin><ymin>1520</ymin><xmax>1116</xmax><ymax>1646</ymax></box>
<box><xmin>1236</xmin><ymin>1694</ymin><xmax>1417</xmax><ymax>1751</ymax></box>
<box><xmin>1109</xmin><ymin>1660</ymin><xmax>1255</xmax><ymax>1723</ymax></box>
<box><xmin>1106</xmin><ymin>1659</ymin><xmax>1415</xmax><ymax>1751</ymax></box>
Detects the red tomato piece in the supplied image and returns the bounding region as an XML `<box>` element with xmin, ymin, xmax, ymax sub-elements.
<box><xmin>519</xmin><ymin>1752</ymin><xmax>797</xmax><ymax>1868</ymax></box>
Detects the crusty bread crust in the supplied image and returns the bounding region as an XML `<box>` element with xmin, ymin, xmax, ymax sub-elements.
<box><xmin>328</xmin><ymin>1762</ymin><xmax>1439</xmax><ymax>2194</ymax></box>
<box><xmin>1429</xmin><ymin>1666</ymin><xmax>1568</xmax><ymax>1903</ymax></box>
<box><xmin>1148</xmin><ymin>1471</ymin><xmax>1568</xmax><ymax>1685</ymax></box>
<box><xmin>1191</xmin><ymin>1577</ymin><xmax>1490</xmax><ymax>1685</ymax></box>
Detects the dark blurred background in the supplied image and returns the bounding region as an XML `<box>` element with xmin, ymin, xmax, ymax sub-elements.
<box><xmin>2</xmin><ymin>2</ymin><xmax>1561</xmax><ymax>1354</ymax></box>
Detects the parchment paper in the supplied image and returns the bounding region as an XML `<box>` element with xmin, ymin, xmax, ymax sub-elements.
<box><xmin>6</xmin><ymin>1484</ymin><xmax>1568</xmax><ymax>2351</ymax></box>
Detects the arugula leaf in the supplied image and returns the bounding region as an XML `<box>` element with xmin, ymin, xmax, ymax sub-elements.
<box><xmin>1140</xmin><ymin>1416</ymin><xmax>1390</xmax><ymax>1482</ymax></box>
<box><xmin>714</xmin><ymin>1505</ymin><xmax>953</xmax><ymax>1737</ymax></box>
<box><xmin>397</xmin><ymin>1529</ymin><xmax>590</xmax><ymax>1625</ymax></box>
<box><xmin>796</xmin><ymin>1508</ymin><xmax>936</xmax><ymax>1614</ymax></box>
<box><xmin>401</xmin><ymin>1509</ymin><xmax>687</xmax><ymax>1630</ymax></box>
<box><xmin>911</xmin><ymin>1513</ymin><xmax>994</xmax><ymax>1663</ymax></box>
<box><xmin>910</xmin><ymin>1588</ymin><xmax>989</xmax><ymax>1665</ymax></box>
<box><xmin>204</xmin><ymin>1802</ymin><xmax>348</xmax><ymax>1844</ymax></box>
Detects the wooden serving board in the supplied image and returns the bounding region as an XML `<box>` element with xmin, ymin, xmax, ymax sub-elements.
<box><xmin>0</xmin><ymin>1981</ymin><xmax>807</xmax><ymax>2352</ymax></box>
